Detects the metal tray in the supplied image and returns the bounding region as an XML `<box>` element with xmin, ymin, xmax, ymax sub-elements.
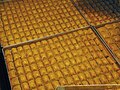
<box><xmin>0</xmin><ymin>0</ymin><xmax>120</xmax><ymax>90</ymax></box>
<box><xmin>3</xmin><ymin>28</ymin><xmax>120</xmax><ymax>90</ymax></box>
<box><xmin>0</xmin><ymin>0</ymin><xmax>88</xmax><ymax>47</ymax></box>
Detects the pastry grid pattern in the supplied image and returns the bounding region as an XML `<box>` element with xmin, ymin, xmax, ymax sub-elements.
<box><xmin>0</xmin><ymin>0</ymin><xmax>88</xmax><ymax>47</ymax></box>
<box><xmin>74</xmin><ymin>0</ymin><xmax>120</xmax><ymax>26</ymax></box>
<box><xmin>71</xmin><ymin>0</ymin><xmax>120</xmax><ymax>65</ymax></box>
<box><xmin>4</xmin><ymin>29</ymin><xmax>120</xmax><ymax>90</ymax></box>
<box><xmin>0</xmin><ymin>0</ymin><xmax>120</xmax><ymax>90</ymax></box>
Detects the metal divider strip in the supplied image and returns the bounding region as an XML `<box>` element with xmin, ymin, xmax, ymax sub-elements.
<box><xmin>0</xmin><ymin>0</ymin><xmax>90</xmax><ymax>49</ymax></box>
<box><xmin>56</xmin><ymin>84</ymin><xmax>120</xmax><ymax>90</ymax></box>
<box><xmin>3</xmin><ymin>26</ymin><xmax>90</xmax><ymax>50</ymax></box>
<box><xmin>91</xmin><ymin>26</ymin><xmax>120</xmax><ymax>67</ymax></box>
<box><xmin>95</xmin><ymin>19</ymin><xmax>120</xmax><ymax>28</ymax></box>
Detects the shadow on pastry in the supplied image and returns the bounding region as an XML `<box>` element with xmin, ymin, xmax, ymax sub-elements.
<box><xmin>75</xmin><ymin>0</ymin><xmax>120</xmax><ymax>25</ymax></box>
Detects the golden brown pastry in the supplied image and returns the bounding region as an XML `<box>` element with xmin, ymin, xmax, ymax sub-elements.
<box><xmin>84</xmin><ymin>71</ymin><xmax>91</xmax><ymax>78</ymax></box>
<box><xmin>73</xmin><ymin>66</ymin><xmax>80</xmax><ymax>73</ymax></box>
<box><xmin>46</xmin><ymin>66</ymin><xmax>53</xmax><ymax>73</ymax></box>
<box><xmin>28</xmin><ymin>80</ymin><xmax>36</xmax><ymax>89</ymax></box>
<box><xmin>97</xmin><ymin>51</ymin><xmax>104</xmax><ymax>58</ymax></box>
<box><xmin>30</xmin><ymin>44</ymin><xmax>36</xmax><ymax>49</ymax></box>
<box><xmin>24</xmin><ymin>66</ymin><xmax>31</xmax><ymax>73</ymax></box>
<box><xmin>45</xmin><ymin>83</ymin><xmax>54</xmax><ymax>90</ymax></box>
<box><xmin>31</xmin><ymin>63</ymin><xmax>38</xmax><ymax>71</ymax></box>
<box><xmin>35</xmin><ymin>77</ymin><xmax>42</xmax><ymax>86</ymax></box>
<box><xmin>11</xmin><ymin>48</ymin><xmax>17</xmax><ymax>53</ymax></box>
<box><xmin>19</xmin><ymin>75</ymin><xmax>27</xmax><ymax>83</ymax></box>
<box><xmin>40</xmin><ymin>68</ymin><xmax>47</xmax><ymax>75</ymax></box>
<box><xmin>52</xmin><ymin>81</ymin><xmax>59</xmax><ymax>87</ymax></box>
<box><xmin>43</xmin><ymin>60</ymin><xmax>50</xmax><ymax>66</ymax></box>
<box><xmin>111</xmin><ymin>72</ymin><xmax>119</xmax><ymax>79</ymax></box>
<box><xmin>82</xmin><ymin>80</ymin><xmax>89</xmax><ymax>85</ymax></box>
<box><xmin>34</xmin><ymin>54</ymin><xmax>40</xmax><ymax>61</ymax></box>
<box><xmin>13</xmin><ymin>85</ymin><xmax>21</xmax><ymax>90</ymax></box>
<box><xmin>64</xmin><ymin>60</ymin><xmax>70</xmax><ymax>66</ymax></box>
<box><xmin>42</xmin><ymin>75</ymin><xmax>49</xmax><ymax>83</ymax></box>
<box><xmin>101</xmin><ymin>58</ymin><xmax>109</xmax><ymax>64</ymax></box>
<box><xmin>33</xmin><ymin>71</ymin><xmax>40</xmax><ymax>78</ymax></box>
<box><xmin>79</xmin><ymin>64</ymin><xmax>86</xmax><ymax>71</ymax></box>
<box><xmin>38</xmin><ymin>86</ymin><xmax>45</xmax><ymax>90</ymax></box>
<box><xmin>26</xmin><ymin>72</ymin><xmax>33</xmax><ymax>80</ymax></box>
<box><xmin>58</xmin><ymin>62</ymin><xmax>65</xmax><ymax>69</ymax></box>
<box><xmin>11</xmin><ymin>77</ymin><xmax>20</xmax><ymax>86</ymax></box>
<box><xmin>22</xmin><ymin>82</ymin><xmax>29</xmax><ymax>90</ymax></box>
<box><xmin>5</xmin><ymin>53</ymin><xmax>13</xmax><ymax>63</ymax></box>
<box><xmin>61</xmin><ymin>51</ymin><xmax>68</xmax><ymax>60</ymax></box>
<box><xmin>9</xmin><ymin>70</ymin><xmax>16</xmax><ymax>79</ymax></box>
<box><xmin>89</xmin><ymin>70</ymin><xmax>96</xmax><ymax>77</ymax></box>
<box><xmin>115</xmin><ymin>50</ymin><xmax>120</xmax><ymax>59</ymax></box>
<box><xmin>72</xmin><ymin>50</ymin><xmax>78</xmax><ymax>56</ymax></box>
<box><xmin>93</xmin><ymin>77</ymin><xmax>101</xmax><ymax>84</ymax></box>
<box><xmin>112</xmin><ymin>63</ymin><xmax>119</xmax><ymax>70</ymax></box>
<box><xmin>100</xmin><ymin>75</ymin><xmax>108</xmax><ymax>83</ymax></box>
<box><xmin>66</xmin><ymin>76</ymin><xmax>73</xmax><ymax>84</ymax></box>
<box><xmin>68</xmin><ymin>67</ymin><xmax>75</xmax><ymax>75</ymax></box>
<box><xmin>7</xmin><ymin>62</ymin><xmax>15</xmax><ymax>70</ymax></box>
<box><xmin>52</xmin><ymin>64</ymin><xmax>59</xmax><ymax>71</ymax></box>
<box><xmin>91</xmin><ymin>52</ymin><xmax>98</xmax><ymax>59</ymax></box>
<box><xmin>26</xmin><ymin>50</ymin><xmax>33</xmax><ymax>57</ymax></box>
<box><xmin>106</xmin><ymin>73</ymin><xmax>112</xmax><ymax>81</ymax></box>
<box><xmin>28</xmin><ymin>56</ymin><xmax>35</xmax><ymax>64</ymax></box>
<box><xmin>8</xmin><ymin>36</ymin><xmax>13</xmax><ymax>41</ymax></box>
<box><xmin>56</xmin><ymin>71</ymin><xmax>63</xmax><ymax>78</ymax></box>
<box><xmin>88</xmin><ymin>79</ymin><xmax>95</xmax><ymax>84</ymax></box>
<box><xmin>59</xmin><ymin>78</ymin><xmax>67</xmax><ymax>85</ymax></box>
<box><xmin>41</xmin><ymin>53</ymin><xmax>47</xmax><ymax>60</ymax></box>
<box><xmin>37</xmin><ymin>61</ymin><xmax>44</xmax><ymax>68</ymax></box>
<box><xmin>100</xmin><ymin>66</ymin><xmax>108</xmax><ymax>73</ymax></box>
<box><xmin>73</xmin><ymin>75</ymin><xmax>79</xmax><ymax>82</ymax></box>
<box><xmin>22</xmin><ymin>58</ymin><xmax>29</xmax><ymax>66</ymax></box>
<box><xmin>17</xmin><ymin>67</ymin><xmax>24</xmax><ymax>75</ymax></box>
<box><xmin>84</xmin><ymin>62</ymin><xmax>91</xmax><ymax>70</ymax></box>
<box><xmin>90</xmin><ymin>60</ymin><xmax>97</xmax><ymax>68</ymax></box>
<box><xmin>75</xmin><ymin>56</ymin><xmax>81</xmax><ymax>64</ymax></box>
<box><xmin>14</xmin><ymin>59</ymin><xmax>22</xmax><ymax>68</ymax></box>
<box><xmin>95</xmin><ymin>67</ymin><xmax>101</xmax><ymax>75</ymax></box>
<box><xmin>49</xmin><ymin>73</ymin><xmax>56</xmax><ymax>80</ymax></box>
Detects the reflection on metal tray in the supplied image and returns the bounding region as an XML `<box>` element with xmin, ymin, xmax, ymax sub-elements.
<box><xmin>56</xmin><ymin>84</ymin><xmax>120</xmax><ymax>90</ymax></box>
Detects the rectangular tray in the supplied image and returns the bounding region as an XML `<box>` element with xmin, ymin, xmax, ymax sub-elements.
<box><xmin>3</xmin><ymin>28</ymin><xmax>120</xmax><ymax>90</ymax></box>
<box><xmin>0</xmin><ymin>0</ymin><xmax>88</xmax><ymax>47</ymax></box>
